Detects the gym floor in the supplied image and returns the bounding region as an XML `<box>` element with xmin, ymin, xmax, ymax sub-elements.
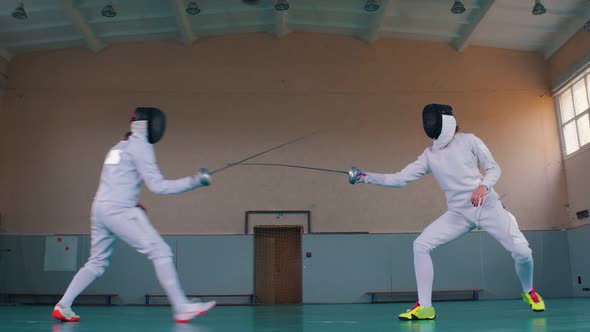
<box><xmin>1</xmin><ymin>298</ymin><xmax>588</xmax><ymax>332</ymax></box>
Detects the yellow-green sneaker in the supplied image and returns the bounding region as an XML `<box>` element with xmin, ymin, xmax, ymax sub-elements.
<box><xmin>398</xmin><ymin>302</ymin><xmax>436</xmax><ymax>320</ymax></box>
<box><xmin>522</xmin><ymin>288</ymin><xmax>545</xmax><ymax>312</ymax></box>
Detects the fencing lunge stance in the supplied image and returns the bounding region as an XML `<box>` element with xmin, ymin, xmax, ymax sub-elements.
<box><xmin>350</xmin><ymin>104</ymin><xmax>545</xmax><ymax>320</ymax></box>
<box><xmin>52</xmin><ymin>107</ymin><xmax>215</xmax><ymax>323</ymax></box>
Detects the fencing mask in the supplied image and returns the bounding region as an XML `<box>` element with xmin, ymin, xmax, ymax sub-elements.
<box><xmin>130</xmin><ymin>107</ymin><xmax>166</xmax><ymax>144</ymax></box>
<box><xmin>422</xmin><ymin>103</ymin><xmax>457</xmax><ymax>149</ymax></box>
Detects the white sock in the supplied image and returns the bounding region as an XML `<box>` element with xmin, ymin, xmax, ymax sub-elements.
<box><xmin>58</xmin><ymin>266</ymin><xmax>98</xmax><ymax>308</ymax></box>
<box><xmin>153</xmin><ymin>257</ymin><xmax>188</xmax><ymax>311</ymax></box>
<box><xmin>515</xmin><ymin>256</ymin><xmax>534</xmax><ymax>293</ymax></box>
<box><xmin>414</xmin><ymin>249</ymin><xmax>434</xmax><ymax>308</ymax></box>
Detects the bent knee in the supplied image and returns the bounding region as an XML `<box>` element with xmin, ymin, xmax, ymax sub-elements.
<box><xmin>143</xmin><ymin>240</ymin><xmax>173</xmax><ymax>260</ymax></box>
<box><xmin>84</xmin><ymin>259</ymin><xmax>109</xmax><ymax>277</ymax></box>
<box><xmin>511</xmin><ymin>244</ymin><xmax>532</xmax><ymax>263</ymax></box>
<box><xmin>413</xmin><ymin>238</ymin><xmax>433</xmax><ymax>255</ymax></box>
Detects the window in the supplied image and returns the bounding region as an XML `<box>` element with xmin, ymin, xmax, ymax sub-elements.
<box><xmin>556</xmin><ymin>70</ymin><xmax>590</xmax><ymax>157</ymax></box>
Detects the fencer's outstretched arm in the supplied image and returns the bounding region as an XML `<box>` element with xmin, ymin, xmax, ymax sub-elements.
<box><xmin>363</xmin><ymin>152</ymin><xmax>431</xmax><ymax>188</ymax></box>
<box><xmin>133</xmin><ymin>142</ymin><xmax>207</xmax><ymax>195</ymax></box>
<box><xmin>468</xmin><ymin>134</ymin><xmax>501</xmax><ymax>189</ymax></box>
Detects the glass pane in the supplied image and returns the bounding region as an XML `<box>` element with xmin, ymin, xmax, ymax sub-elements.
<box><xmin>577</xmin><ymin>114</ymin><xmax>590</xmax><ymax>147</ymax></box>
<box><xmin>563</xmin><ymin>121</ymin><xmax>579</xmax><ymax>155</ymax></box>
<box><xmin>573</xmin><ymin>79</ymin><xmax>589</xmax><ymax>115</ymax></box>
<box><xmin>560</xmin><ymin>89</ymin><xmax>575</xmax><ymax>122</ymax></box>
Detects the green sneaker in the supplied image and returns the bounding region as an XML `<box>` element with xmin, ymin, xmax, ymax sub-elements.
<box><xmin>522</xmin><ymin>288</ymin><xmax>545</xmax><ymax>312</ymax></box>
<box><xmin>398</xmin><ymin>302</ymin><xmax>436</xmax><ymax>320</ymax></box>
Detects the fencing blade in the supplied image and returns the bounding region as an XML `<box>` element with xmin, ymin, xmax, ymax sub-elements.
<box><xmin>210</xmin><ymin>132</ymin><xmax>318</xmax><ymax>175</ymax></box>
<box><xmin>234</xmin><ymin>163</ymin><xmax>362</xmax><ymax>184</ymax></box>
<box><xmin>236</xmin><ymin>163</ymin><xmax>348</xmax><ymax>174</ymax></box>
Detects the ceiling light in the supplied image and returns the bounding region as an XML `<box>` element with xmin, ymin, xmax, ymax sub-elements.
<box><xmin>101</xmin><ymin>2</ymin><xmax>117</xmax><ymax>18</ymax></box>
<box><xmin>275</xmin><ymin>0</ymin><xmax>289</xmax><ymax>11</ymax></box>
<box><xmin>12</xmin><ymin>2</ymin><xmax>27</xmax><ymax>20</ymax></box>
<box><xmin>451</xmin><ymin>1</ymin><xmax>466</xmax><ymax>14</ymax></box>
<box><xmin>532</xmin><ymin>0</ymin><xmax>547</xmax><ymax>15</ymax></box>
<box><xmin>185</xmin><ymin>1</ymin><xmax>200</xmax><ymax>15</ymax></box>
<box><xmin>364</xmin><ymin>0</ymin><xmax>379</xmax><ymax>12</ymax></box>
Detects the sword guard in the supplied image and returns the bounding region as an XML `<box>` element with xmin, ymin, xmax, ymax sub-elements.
<box><xmin>348</xmin><ymin>166</ymin><xmax>363</xmax><ymax>184</ymax></box>
<box><xmin>198</xmin><ymin>168</ymin><xmax>211</xmax><ymax>186</ymax></box>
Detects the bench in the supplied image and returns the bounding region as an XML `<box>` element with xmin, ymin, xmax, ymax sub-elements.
<box><xmin>145</xmin><ymin>293</ymin><xmax>255</xmax><ymax>305</ymax></box>
<box><xmin>6</xmin><ymin>293</ymin><xmax>118</xmax><ymax>305</ymax></box>
<box><xmin>367</xmin><ymin>289</ymin><xmax>483</xmax><ymax>303</ymax></box>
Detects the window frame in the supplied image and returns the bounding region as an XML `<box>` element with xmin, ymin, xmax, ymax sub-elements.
<box><xmin>554</xmin><ymin>69</ymin><xmax>590</xmax><ymax>160</ymax></box>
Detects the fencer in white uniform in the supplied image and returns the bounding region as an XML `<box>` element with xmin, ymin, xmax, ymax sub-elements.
<box><xmin>351</xmin><ymin>104</ymin><xmax>545</xmax><ymax>320</ymax></box>
<box><xmin>52</xmin><ymin>107</ymin><xmax>216</xmax><ymax>323</ymax></box>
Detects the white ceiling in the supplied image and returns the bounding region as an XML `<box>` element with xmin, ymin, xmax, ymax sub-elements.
<box><xmin>0</xmin><ymin>0</ymin><xmax>588</xmax><ymax>61</ymax></box>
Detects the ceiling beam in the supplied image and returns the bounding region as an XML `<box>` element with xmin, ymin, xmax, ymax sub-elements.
<box><xmin>6</xmin><ymin>36</ymin><xmax>83</xmax><ymax>48</ymax></box>
<box><xmin>289</xmin><ymin>22</ymin><xmax>365</xmax><ymax>30</ymax></box>
<box><xmin>87</xmin><ymin>13</ymin><xmax>174</xmax><ymax>24</ymax></box>
<box><xmin>63</xmin><ymin>0</ymin><xmax>105</xmax><ymax>52</ymax></box>
<box><xmin>274</xmin><ymin>10</ymin><xmax>290</xmax><ymax>38</ymax></box>
<box><xmin>451</xmin><ymin>0</ymin><xmax>496</xmax><ymax>52</ymax></box>
<box><xmin>0</xmin><ymin>49</ymin><xmax>13</xmax><ymax>62</ymax></box>
<box><xmin>362</xmin><ymin>0</ymin><xmax>392</xmax><ymax>43</ymax></box>
<box><xmin>173</xmin><ymin>0</ymin><xmax>197</xmax><ymax>46</ymax></box>
<box><xmin>100</xmin><ymin>27</ymin><xmax>179</xmax><ymax>39</ymax></box>
<box><xmin>1</xmin><ymin>4</ymin><xmax>60</xmax><ymax>15</ymax></box>
<box><xmin>186</xmin><ymin>23</ymin><xmax>272</xmax><ymax>31</ymax></box>
<box><xmin>1</xmin><ymin>22</ymin><xmax>72</xmax><ymax>34</ymax></box>
<box><xmin>382</xmin><ymin>28</ymin><xmax>459</xmax><ymax>40</ymax></box>
<box><xmin>544</xmin><ymin>6</ymin><xmax>590</xmax><ymax>59</ymax></box>
<box><xmin>288</xmin><ymin>24</ymin><xmax>364</xmax><ymax>36</ymax></box>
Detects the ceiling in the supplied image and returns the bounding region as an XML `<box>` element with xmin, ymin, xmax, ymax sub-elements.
<box><xmin>0</xmin><ymin>0</ymin><xmax>588</xmax><ymax>61</ymax></box>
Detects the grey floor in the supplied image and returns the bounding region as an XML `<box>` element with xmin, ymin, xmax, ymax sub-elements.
<box><xmin>0</xmin><ymin>298</ymin><xmax>588</xmax><ymax>332</ymax></box>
